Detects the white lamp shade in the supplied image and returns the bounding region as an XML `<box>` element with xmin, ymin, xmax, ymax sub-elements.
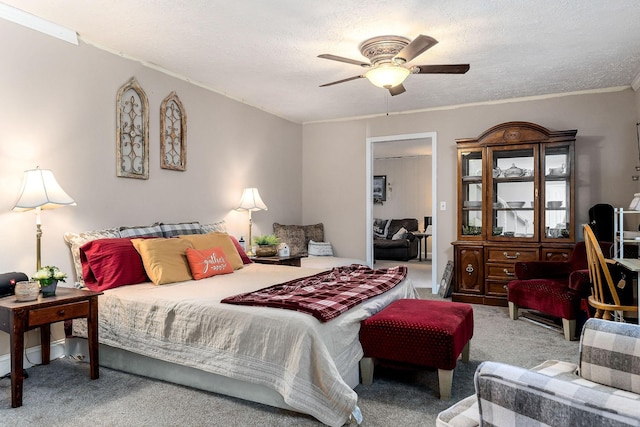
<box><xmin>365</xmin><ymin>65</ymin><xmax>410</xmax><ymax>88</ymax></box>
<box><xmin>236</xmin><ymin>187</ymin><xmax>268</xmax><ymax>211</ymax></box>
<box><xmin>12</xmin><ymin>168</ymin><xmax>76</xmax><ymax>211</ymax></box>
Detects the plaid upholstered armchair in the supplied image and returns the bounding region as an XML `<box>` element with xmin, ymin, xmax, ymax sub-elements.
<box><xmin>437</xmin><ymin>318</ymin><xmax>640</xmax><ymax>427</ymax></box>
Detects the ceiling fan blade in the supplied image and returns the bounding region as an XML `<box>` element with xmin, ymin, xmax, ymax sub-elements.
<box><xmin>394</xmin><ymin>35</ymin><xmax>438</xmax><ymax>64</ymax></box>
<box><xmin>319</xmin><ymin>75</ymin><xmax>365</xmax><ymax>87</ymax></box>
<box><xmin>413</xmin><ymin>64</ymin><xmax>470</xmax><ymax>74</ymax></box>
<box><xmin>318</xmin><ymin>54</ymin><xmax>371</xmax><ymax>68</ymax></box>
<box><xmin>388</xmin><ymin>84</ymin><xmax>406</xmax><ymax>96</ymax></box>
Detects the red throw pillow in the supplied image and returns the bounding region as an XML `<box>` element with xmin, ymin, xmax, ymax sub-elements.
<box><xmin>186</xmin><ymin>247</ymin><xmax>234</xmax><ymax>280</ymax></box>
<box><xmin>80</xmin><ymin>238</ymin><xmax>151</xmax><ymax>291</ymax></box>
<box><xmin>228</xmin><ymin>235</ymin><xmax>252</xmax><ymax>264</ymax></box>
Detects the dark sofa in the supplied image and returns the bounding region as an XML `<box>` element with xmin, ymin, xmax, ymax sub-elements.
<box><xmin>373</xmin><ymin>218</ymin><xmax>419</xmax><ymax>261</ymax></box>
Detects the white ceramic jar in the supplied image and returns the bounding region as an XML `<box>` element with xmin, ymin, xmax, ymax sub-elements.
<box><xmin>15</xmin><ymin>280</ymin><xmax>40</xmax><ymax>302</ymax></box>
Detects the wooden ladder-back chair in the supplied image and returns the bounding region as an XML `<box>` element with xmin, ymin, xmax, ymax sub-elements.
<box><xmin>583</xmin><ymin>224</ymin><xmax>638</xmax><ymax>321</ymax></box>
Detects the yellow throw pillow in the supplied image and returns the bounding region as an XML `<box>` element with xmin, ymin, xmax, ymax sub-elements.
<box><xmin>178</xmin><ymin>233</ymin><xmax>244</xmax><ymax>270</ymax></box>
<box><xmin>131</xmin><ymin>238</ymin><xmax>194</xmax><ymax>285</ymax></box>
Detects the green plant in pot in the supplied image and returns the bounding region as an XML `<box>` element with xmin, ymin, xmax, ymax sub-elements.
<box><xmin>32</xmin><ymin>265</ymin><xmax>67</xmax><ymax>297</ymax></box>
<box><xmin>253</xmin><ymin>234</ymin><xmax>279</xmax><ymax>257</ymax></box>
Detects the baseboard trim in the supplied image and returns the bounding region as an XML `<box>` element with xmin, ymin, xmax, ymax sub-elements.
<box><xmin>0</xmin><ymin>339</ymin><xmax>66</xmax><ymax>377</ymax></box>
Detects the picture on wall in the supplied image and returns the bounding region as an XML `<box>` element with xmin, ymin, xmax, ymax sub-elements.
<box><xmin>116</xmin><ymin>77</ymin><xmax>149</xmax><ymax>179</ymax></box>
<box><xmin>160</xmin><ymin>91</ymin><xmax>187</xmax><ymax>171</ymax></box>
<box><xmin>373</xmin><ymin>175</ymin><xmax>387</xmax><ymax>202</ymax></box>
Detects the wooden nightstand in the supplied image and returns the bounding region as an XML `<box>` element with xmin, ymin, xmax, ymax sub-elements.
<box><xmin>0</xmin><ymin>287</ymin><xmax>102</xmax><ymax>408</ymax></box>
<box><xmin>251</xmin><ymin>255</ymin><xmax>303</xmax><ymax>267</ymax></box>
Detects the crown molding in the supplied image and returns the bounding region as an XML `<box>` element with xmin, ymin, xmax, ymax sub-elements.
<box><xmin>0</xmin><ymin>3</ymin><xmax>77</xmax><ymax>45</ymax></box>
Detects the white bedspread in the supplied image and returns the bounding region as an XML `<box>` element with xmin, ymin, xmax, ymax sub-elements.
<box><xmin>77</xmin><ymin>263</ymin><xmax>417</xmax><ymax>426</ymax></box>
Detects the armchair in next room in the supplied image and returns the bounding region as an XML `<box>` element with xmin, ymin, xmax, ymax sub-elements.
<box><xmin>373</xmin><ymin>218</ymin><xmax>419</xmax><ymax>261</ymax></box>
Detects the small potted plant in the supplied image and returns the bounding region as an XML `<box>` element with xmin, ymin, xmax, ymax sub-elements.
<box><xmin>32</xmin><ymin>265</ymin><xmax>67</xmax><ymax>297</ymax></box>
<box><xmin>253</xmin><ymin>234</ymin><xmax>279</xmax><ymax>257</ymax></box>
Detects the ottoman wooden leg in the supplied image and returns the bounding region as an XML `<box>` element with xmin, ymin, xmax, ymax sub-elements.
<box><xmin>508</xmin><ymin>301</ymin><xmax>519</xmax><ymax>320</ymax></box>
<box><xmin>360</xmin><ymin>357</ymin><xmax>374</xmax><ymax>385</ymax></box>
<box><xmin>438</xmin><ymin>369</ymin><xmax>453</xmax><ymax>400</ymax></box>
<box><xmin>562</xmin><ymin>318</ymin><xmax>576</xmax><ymax>341</ymax></box>
<box><xmin>461</xmin><ymin>341</ymin><xmax>470</xmax><ymax>363</ymax></box>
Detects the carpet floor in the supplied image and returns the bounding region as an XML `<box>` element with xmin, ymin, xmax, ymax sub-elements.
<box><xmin>0</xmin><ymin>291</ymin><xmax>579</xmax><ymax>426</ymax></box>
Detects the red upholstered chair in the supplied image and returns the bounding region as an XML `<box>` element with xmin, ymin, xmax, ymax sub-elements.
<box><xmin>507</xmin><ymin>241</ymin><xmax>593</xmax><ymax>341</ymax></box>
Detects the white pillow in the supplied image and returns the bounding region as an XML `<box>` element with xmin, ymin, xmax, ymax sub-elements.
<box><xmin>392</xmin><ymin>227</ymin><xmax>408</xmax><ymax>240</ymax></box>
<box><xmin>308</xmin><ymin>240</ymin><xmax>334</xmax><ymax>256</ymax></box>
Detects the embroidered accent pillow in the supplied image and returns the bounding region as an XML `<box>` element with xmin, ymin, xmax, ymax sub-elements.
<box><xmin>177</xmin><ymin>233</ymin><xmax>243</xmax><ymax>269</ymax></box>
<box><xmin>308</xmin><ymin>240</ymin><xmax>334</xmax><ymax>256</ymax></box>
<box><xmin>186</xmin><ymin>247</ymin><xmax>234</xmax><ymax>280</ymax></box>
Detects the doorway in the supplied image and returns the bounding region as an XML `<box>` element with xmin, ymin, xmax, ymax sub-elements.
<box><xmin>366</xmin><ymin>132</ymin><xmax>438</xmax><ymax>293</ymax></box>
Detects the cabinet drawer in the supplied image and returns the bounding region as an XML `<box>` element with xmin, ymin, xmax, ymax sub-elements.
<box><xmin>28</xmin><ymin>301</ymin><xmax>89</xmax><ymax>327</ymax></box>
<box><xmin>485</xmin><ymin>280</ymin><xmax>509</xmax><ymax>296</ymax></box>
<box><xmin>486</xmin><ymin>248</ymin><xmax>538</xmax><ymax>263</ymax></box>
<box><xmin>486</xmin><ymin>264</ymin><xmax>517</xmax><ymax>280</ymax></box>
<box><xmin>542</xmin><ymin>248</ymin><xmax>571</xmax><ymax>262</ymax></box>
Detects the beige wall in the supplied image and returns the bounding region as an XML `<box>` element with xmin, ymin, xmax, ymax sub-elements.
<box><xmin>0</xmin><ymin>21</ymin><xmax>302</xmax><ymax>359</ymax></box>
<box><xmin>302</xmin><ymin>89</ymin><xmax>640</xmax><ymax>281</ymax></box>
<box><xmin>373</xmin><ymin>156</ymin><xmax>432</xmax><ymax>225</ymax></box>
<box><xmin>2</xmin><ymin>16</ymin><xmax>639</xmax><ymax>364</ymax></box>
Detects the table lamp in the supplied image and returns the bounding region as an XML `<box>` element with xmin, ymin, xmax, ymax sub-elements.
<box><xmin>424</xmin><ymin>216</ymin><xmax>433</xmax><ymax>233</ymax></box>
<box><xmin>12</xmin><ymin>167</ymin><xmax>76</xmax><ymax>270</ymax></box>
<box><xmin>235</xmin><ymin>187</ymin><xmax>267</xmax><ymax>256</ymax></box>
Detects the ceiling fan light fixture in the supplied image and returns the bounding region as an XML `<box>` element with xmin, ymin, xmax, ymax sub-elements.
<box><xmin>364</xmin><ymin>65</ymin><xmax>410</xmax><ymax>89</ymax></box>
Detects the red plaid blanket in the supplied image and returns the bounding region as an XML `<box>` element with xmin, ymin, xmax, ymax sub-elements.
<box><xmin>221</xmin><ymin>264</ymin><xmax>407</xmax><ymax>322</ymax></box>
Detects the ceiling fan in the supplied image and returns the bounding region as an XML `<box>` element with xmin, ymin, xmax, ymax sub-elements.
<box><xmin>318</xmin><ymin>34</ymin><xmax>469</xmax><ymax>96</ymax></box>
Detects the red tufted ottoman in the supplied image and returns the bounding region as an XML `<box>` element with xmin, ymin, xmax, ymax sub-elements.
<box><xmin>359</xmin><ymin>299</ymin><xmax>473</xmax><ymax>400</ymax></box>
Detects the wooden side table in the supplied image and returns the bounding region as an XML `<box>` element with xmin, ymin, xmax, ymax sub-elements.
<box><xmin>251</xmin><ymin>255</ymin><xmax>303</xmax><ymax>267</ymax></box>
<box><xmin>0</xmin><ymin>287</ymin><xmax>102</xmax><ymax>407</ymax></box>
<box><xmin>413</xmin><ymin>232</ymin><xmax>432</xmax><ymax>261</ymax></box>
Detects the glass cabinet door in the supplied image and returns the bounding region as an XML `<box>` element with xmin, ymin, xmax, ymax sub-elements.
<box><xmin>488</xmin><ymin>145</ymin><xmax>538</xmax><ymax>240</ymax></box>
<box><xmin>542</xmin><ymin>143</ymin><xmax>573</xmax><ymax>241</ymax></box>
<box><xmin>459</xmin><ymin>148</ymin><xmax>484</xmax><ymax>239</ymax></box>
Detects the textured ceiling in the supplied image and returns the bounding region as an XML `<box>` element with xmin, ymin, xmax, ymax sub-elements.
<box><xmin>4</xmin><ymin>0</ymin><xmax>640</xmax><ymax>123</ymax></box>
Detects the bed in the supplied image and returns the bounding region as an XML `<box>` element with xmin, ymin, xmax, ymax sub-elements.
<box><xmin>65</xmin><ymin>222</ymin><xmax>417</xmax><ymax>426</ymax></box>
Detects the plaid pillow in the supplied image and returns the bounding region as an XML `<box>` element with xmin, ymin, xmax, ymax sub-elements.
<box><xmin>160</xmin><ymin>221</ymin><xmax>202</xmax><ymax>237</ymax></box>
<box><xmin>579</xmin><ymin>318</ymin><xmax>640</xmax><ymax>394</ymax></box>
<box><xmin>119</xmin><ymin>224</ymin><xmax>164</xmax><ymax>238</ymax></box>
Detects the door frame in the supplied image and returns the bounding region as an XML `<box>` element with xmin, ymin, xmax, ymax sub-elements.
<box><xmin>366</xmin><ymin>131</ymin><xmax>438</xmax><ymax>293</ymax></box>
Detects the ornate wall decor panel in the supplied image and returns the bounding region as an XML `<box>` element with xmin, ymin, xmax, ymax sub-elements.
<box><xmin>160</xmin><ymin>91</ymin><xmax>187</xmax><ymax>171</ymax></box>
<box><xmin>116</xmin><ymin>77</ymin><xmax>149</xmax><ymax>179</ymax></box>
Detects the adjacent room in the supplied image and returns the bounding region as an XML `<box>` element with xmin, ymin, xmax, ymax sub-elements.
<box><xmin>0</xmin><ymin>1</ymin><xmax>640</xmax><ymax>426</ymax></box>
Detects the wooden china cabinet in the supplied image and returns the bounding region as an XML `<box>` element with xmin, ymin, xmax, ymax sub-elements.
<box><xmin>452</xmin><ymin>122</ymin><xmax>577</xmax><ymax>306</ymax></box>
